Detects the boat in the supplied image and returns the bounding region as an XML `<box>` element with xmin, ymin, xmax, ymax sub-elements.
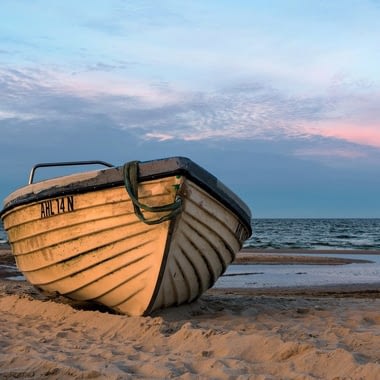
<box><xmin>0</xmin><ymin>157</ymin><xmax>252</xmax><ymax>316</ymax></box>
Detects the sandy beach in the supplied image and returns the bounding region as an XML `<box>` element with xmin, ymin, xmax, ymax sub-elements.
<box><xmin>1</xmin><ymin>246</ymin><xmax>380</xmax><ymax>379</ymax></box>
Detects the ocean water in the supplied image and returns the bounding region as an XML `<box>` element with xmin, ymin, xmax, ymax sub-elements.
<box><xmin>0</xmin><ymin>221</ymin><xmax>6</xmax><ymax>244</ymax></box>
<box><xmin>245</xmin><ymin>218</ymin><xmax>380</xmax><ymax>250</ymax></box>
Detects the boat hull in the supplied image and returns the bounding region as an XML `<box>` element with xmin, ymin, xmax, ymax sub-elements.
<box><xmin>1</xmin><ymin>157</ymin><xmax>251</xmax><ymax>315</ymax></box>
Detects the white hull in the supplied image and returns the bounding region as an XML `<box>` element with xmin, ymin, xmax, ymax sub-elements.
<box><xmin>1</xmin><ymin>158</ymin><xmax>251</xmax><ymax>315</ymax></box>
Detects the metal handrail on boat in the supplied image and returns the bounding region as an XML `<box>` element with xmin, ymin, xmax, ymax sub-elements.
<box><xmin>28</xmin><ymin>161</ymin><xmax>114</xmax><ymax>184</ymax></box>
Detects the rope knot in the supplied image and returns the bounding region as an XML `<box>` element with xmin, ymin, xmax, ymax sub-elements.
<box><xmin>123</xmin><ymin>161</ymin><xmax>182</xmax><ymax>225</ymax></box>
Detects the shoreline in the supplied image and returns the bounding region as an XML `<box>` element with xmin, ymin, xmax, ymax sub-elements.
<box><xmin>235</xmin><ymin>251</ymin><xmax>375</xmax><ymax>265</ymax></box>
<box><xmin>1</xmin><ymin>246</ymin><xmax>380</xmax><ymax>296</ymax></box>
<box><xmin>241</xmin><ymin>247</ymin><xmax>380</xmax><ymax>254</ymax></box>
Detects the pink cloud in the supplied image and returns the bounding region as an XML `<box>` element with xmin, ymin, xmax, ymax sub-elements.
<box><xmin>304</xmin><ymin>120</ymin><xmax>380</xmax><ymax>149</ymax></box>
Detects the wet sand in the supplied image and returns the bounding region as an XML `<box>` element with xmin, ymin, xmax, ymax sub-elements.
<box><xmin>236</xmin><ymin>248</ymin><xmax>378</xmax><ymax>265</ymax></box>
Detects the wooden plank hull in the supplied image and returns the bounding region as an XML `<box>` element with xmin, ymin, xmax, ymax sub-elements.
<box><xmin>1</xmin><ymin>157</ymin><xmax>251</xmax><ymax>315</ymax></box>
<box><xmin>150</xmin><ymin>181</ymin><xmax>243</xmax><ymax>312</ymax></box>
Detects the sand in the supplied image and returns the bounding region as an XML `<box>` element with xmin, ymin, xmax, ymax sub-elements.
<box><xmin>1</xmin><ymin>247</ymin><xmax>380</xmax><ymax>379</ymax></box>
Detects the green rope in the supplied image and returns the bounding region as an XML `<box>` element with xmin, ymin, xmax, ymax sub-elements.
<box><xmin>123</xmin><ymin>161</ymin><xmax>182</xmax><ymax>225</ymax></box>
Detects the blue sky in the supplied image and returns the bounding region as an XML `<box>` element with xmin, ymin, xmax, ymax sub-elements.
<box><xmin>1</xmin><ymin>0</ymin><xmax>380</xmax><ymax>217</ymax></box>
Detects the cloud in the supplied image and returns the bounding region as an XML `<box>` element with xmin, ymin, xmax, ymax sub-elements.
<box><xmin>126</xmin><ymin>84</ymin><xmax>332</xmax><ymax>142</ymax></box>
<box><xmin>303</xmin><ymin>121</ymin><xmax>380</xmax><ymax>149</ymax></box>
<box><xmin>1</xmin><ymin>67</ymin><xmax>380</xmax><ymax>157</ymax></box>
<box><xmin>298</xmin><ymin>80</ymin><xmax>380</xmax><ymax>149</ymax></box>
<box><xmin>0</xmin><ymin>110</ymin><xmax>36</xmax><ymax>121</ymax></box>
<box><xmin>144</xmin><ymin>132</ymin><xmax>174</xmax><ymax>141</ymax></box>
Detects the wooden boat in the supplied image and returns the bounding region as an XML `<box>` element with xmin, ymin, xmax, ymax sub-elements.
<box><xmin>0</xmin><ymin>157</ymin><xmax>252</xmax><ymax>316</ymax></box>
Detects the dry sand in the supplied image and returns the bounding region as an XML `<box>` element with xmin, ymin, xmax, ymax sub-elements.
<box><xmin>1</xmin><ymin>247</ymin><xmax>380</xmax><ymax>379</ymax></box>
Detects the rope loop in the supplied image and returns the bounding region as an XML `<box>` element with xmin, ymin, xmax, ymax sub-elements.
<box><xmin>123</xmin><ymin>161</ymin><xmax>182</xmax><ymax>225</ymax></box>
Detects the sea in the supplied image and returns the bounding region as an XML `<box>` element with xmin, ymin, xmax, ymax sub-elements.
<box><xmin>0</xmin><ymin>220</ymin><xmax>7</xmax><ymax>245</ymax></box>
<box><xmin>1</xmin><ymin>218</ymin><xmax>380</xmax><ymax>288</ymax></box>
<box><xmin>244</xmin><ymin>218</ymin><xmax>380</xmax><ymax>251</ymax></box>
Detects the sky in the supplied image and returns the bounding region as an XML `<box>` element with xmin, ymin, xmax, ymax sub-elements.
<box><xmin>1</xmin><ymin>0</ymin><xmax>380</xmax><ymax>218</ymax></box>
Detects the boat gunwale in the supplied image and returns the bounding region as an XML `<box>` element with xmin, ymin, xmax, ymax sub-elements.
<box><xmin>1</xmin><ymin>157</ymin><xmax>252</xmax><ymax>234</ymax></box>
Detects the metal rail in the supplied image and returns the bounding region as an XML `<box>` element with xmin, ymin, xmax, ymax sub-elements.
<box><xmin>28</xmin><ymin>160</ymin><xmax>114</xmax><ymax>184</ymax></box>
